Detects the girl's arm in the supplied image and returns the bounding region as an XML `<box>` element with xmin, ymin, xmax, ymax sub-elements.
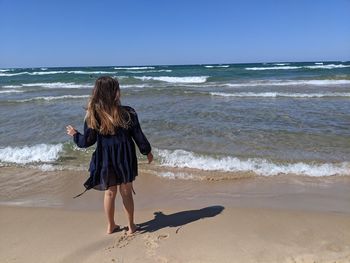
<box><xmin>66</xmin><ymin>121</ymin><xmax>97</xmax><ymax>148</ymax></box>
<box><xmin>130</xmin><ymin>109</ymin><xmax>152</xmax><ymax>156</ymax></box>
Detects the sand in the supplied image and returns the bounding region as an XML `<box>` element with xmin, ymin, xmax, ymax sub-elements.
<box><xmin>1</xmin><ymin>167</ymin><xmax>350</xmax><ymax>262</ymax></box>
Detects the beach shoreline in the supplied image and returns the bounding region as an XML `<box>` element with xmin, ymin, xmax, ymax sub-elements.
<box><xmin>1</xmin><ymin>166</ymin><xmax>350</xmax><ymax>262</ymax></box>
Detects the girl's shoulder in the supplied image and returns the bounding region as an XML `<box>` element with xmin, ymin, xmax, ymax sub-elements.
<box><xmin>121</xmin><ymin>105</ymin><xmax>137</xmax><ymax>115</ymax></box>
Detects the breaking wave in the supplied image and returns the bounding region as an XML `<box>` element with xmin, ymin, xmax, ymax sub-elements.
<box><xmin>21</xmin><ymin>82</ymin><xmax>93</xmax><ymax>89</ymax></box>
<box><xmin>12</xmin><ymin>95</ymin><xmax>90</xmax><ymax>103</ymax></box>
<box><xmin>156</xmin><ymin>149</ymin><xmax>350</xmax><ymax>177</ymax></box>
<box><xmin>210</xmin><ymin>92</ymin><xmax>350</xmax><ymax>98</ymax></box>
<box><xmin>114</xmin><ymin>66</ymin><xmax>155</xmax><ymax>70</ymax></box>
<box><xmin>0</xmin><ymin>144</ymin><xmax>63</xmax><ymax>164</ymax></box>
<box><xmin>204</xmin><ymin>65</ymin><xmax>230</xmax><ymax>68</ymax></box>
<box><xmin>0</xmin><ymin>90</ymin><xmax>25</xmax><ymax>94</ymax></box>
<box><xmin>135</xmin><ymin>76</ymin><xmax>208</xmax><ymax>83</ymax></box>
<box><xmin>245</xmin><ymin>64</ymin><xmax>350</xmax><ymax>71</ymax></box>
<box><xmin>223</xmin><ymin>79</ymin><xmax>350</xmax><ymax>87</ymax></box>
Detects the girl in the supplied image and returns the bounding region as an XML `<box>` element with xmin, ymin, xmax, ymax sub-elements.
<box><xmin>66</xmin><ymin>76</ymin><xmax>153</xmax><ymax>235</ymax></box>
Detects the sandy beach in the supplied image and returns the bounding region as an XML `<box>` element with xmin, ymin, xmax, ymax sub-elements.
<box><xmin>1</xmin><ymin>167</ymin><xmax>350</xmax><ymax>263</ymax></box>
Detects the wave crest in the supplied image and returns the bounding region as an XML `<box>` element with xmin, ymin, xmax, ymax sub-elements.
<box><xmin>12</xmin><ymin>95</ymin><xmax>90</xmax><ymax>103</ymax></box>
<box><xmin>245</xmin><ymin>64</ymin><xmax>350</xmax><ymax>71</ymax></box>
<box><xmin>210</xmin><ymin>92</ymin><xmax>350</xmax><ymax>98</ymax></box>
<box><xmin>0</xmin><ymin>144</ymin><xmax>63</xmax><ymax>164</ymax></box>
<box><xmin>22</xmin><ymin>82</ymin><xmax>93</xmax><ymax>89</ymax></box>
<box><xmin>0</xmin><ymin>90</ymin><xmax>24</xmax><ymax>94</ymax></box>
<box><xmin>135</xmin><ymin>76</ymin><xmax>208</xmax><ymax>83</ymax></box>
<box><xmin>114</xmin><ymin>66</ymin><xmax>155</xmax><ymax>70</ymax></box>
<box><xmin>204</xmin><ymin>65</ymin><xmax>230</xmax><ymax>68</ymax></box>
<box><xmin>224</xmin><ymin>79</ymin><xmax>350</xmax><ymax>87</ymax></box>
<box><xmin>156</xmin><ymin>149</ymin><xmax>350</xmax><ymax>177</ymax></box>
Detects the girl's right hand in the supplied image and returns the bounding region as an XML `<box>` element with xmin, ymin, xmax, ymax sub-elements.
<box><xmin>66</xmin><ymin>125</ymin><xmax>77</xmax><ymax>136</ymax></box>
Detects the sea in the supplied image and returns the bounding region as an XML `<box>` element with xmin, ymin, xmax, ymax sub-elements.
<box><xmin>1</xmin><ymin>62</ymin><xmax>350</xmax><ymax>180</ymax></box>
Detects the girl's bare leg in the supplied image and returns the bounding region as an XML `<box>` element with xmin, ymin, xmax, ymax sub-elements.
<box><xmin>119</xmin><ymin>182</ymin><xmax>137</xmax><ymax>235</ymax></box>
<box><xmin>104</xmin><ymin>185</ymin><xmax>118</xmax><ymax>234</ymax></box>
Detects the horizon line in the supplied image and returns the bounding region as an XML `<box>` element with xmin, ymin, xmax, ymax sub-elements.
<box><xmin>1</xmin><ymin>59</ymin><xmax>349</xmax><ymax>70</ymax></box>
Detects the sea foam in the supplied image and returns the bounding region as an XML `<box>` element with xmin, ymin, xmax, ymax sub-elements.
<box><xmin>135</xmin><ymin>76</ymin><xmax>208</xmax><ymax>83</ymax></box>
<box><xmin>304</xmin><ymin>64</ymin><xmax>350</xmax><ymax>69</ymax></box>
<box><xmin>114</xmin><ymin>66</ymin><xmax>155</xmax><ymax>70</ymax></box>
<box><xmin>0</xmin><ymin>90</ymin><xmax>24</xmax><ymax>94</ymax></box>
<box><xmin>0</xmin><ymin>70</ymin><xmax>118</xmax><ymax>76</ymax></box>
<box><xmin>156</xmin><ymin>149</ymin><xmax>350</xmax><ymax>177</ymax></box>
<box><xmin>13</xmin><ymin>95</ymin><xmax>90</xmax><ymax>103</ymax></box>
<box><xmin>21</xmin><ymin>82</ymin><xmax>93</xmax><ymax>89</ymax></box>
<box><xmin>224</xmin><ymin>79</ymin><xmax>350</xmax><ymax>87</ymax></box>
<box><xmin>1</xmin><ymin>85</ymin><xmax>23</xmax><ymax>88</ymax></box>
<box><xmin>210</xmin><ymin>92</ymin><xmax>350</xmax><ymax>98</ymax></box>
<box><xmin>204</xmin><ymin>65</ymin><xmax>230</xmax><ymax>68</ymax></box>
<box><xmin>245</xmin><ymin>66</ymin><xmax>301</xmax><ymax>70</ymax></box>
<box><xmin>126</xmin><ymin>69</ymin><xmax>172</xmax><ymax>73</ymax></box>
<box><xmin>245</xmin><ymin>64</ymin><xmax>350</xmax><ymax>71</ymax></box>
<box><xmin>0</xmin><ymin>144</ymin><xmax>63</xmax><ymax>164</ymax></box>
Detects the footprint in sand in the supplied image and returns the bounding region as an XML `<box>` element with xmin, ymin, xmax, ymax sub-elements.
<box><xmin>114</xmin><ymin>232</ymin><xmax>137</xmax><ymax>248</ymax></box>
<box><xmin>143</xmin><ymin>233</ymin><xmax>170</xmax><ymax>257</ymax></box>
<box><xmin>143</xmin><ymin>234</ymin><xmax>159</xmax><ymax>252</ymax></box>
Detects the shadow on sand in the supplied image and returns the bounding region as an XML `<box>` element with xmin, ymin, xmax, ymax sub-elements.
<box><xmin>138</xmin><ymin>205</ymin><xmax>224</xmax><ymax>233</ymax></box>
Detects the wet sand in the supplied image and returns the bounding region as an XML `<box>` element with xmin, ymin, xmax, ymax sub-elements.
<box><xmin>1</xmin><ymin>166</ymin><xmax>350</xmax><ymax>262</ymax></box>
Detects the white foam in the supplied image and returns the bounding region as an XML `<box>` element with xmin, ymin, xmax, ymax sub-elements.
<box><xmin>224</xmin><ymin>79</ymin><xmax>350</xmax><ymax>87</ymax></box>
<box><xmin>22</xmin><ymin>82</ymin><xmax>92</xmax><ymax>89</ymax></box>
<box><xmin>204</xmin><ymin>65</ymin><xmax>230</xmax><ymax>68</ymax></box>
<box><xmin>0</xmin><ymin>144</ymin><xmax>63</xmax><ymax>164</ymax></box>
<box><xmin>273</xmin><ymin>63</ymin><xmax>289</xmax><ymax>66</ymax></box>
<box><xmin>66</xmin><ymin>70</ymin><xmax>117</xmax><ymax>74</ymax></box>
<box><xmin>0</xmin><ymin>90</ymin><xmax>25</xmax><ymax>94</ymax></box>
<box><xmin>245</xmin><ymin>66</ymin><xmax>301</xmax><ymax>70</ymax></box>
<box><xmin>1</xmin><ymin>85</ymin><xmax>23</xmax><ymax>88</ymax></box>
<box><xmin>315</xmin><ymin>62</ymin><xmax>324</xmax><ymax>65</ymax></box>
<box><xmin>0</xmin><ymin>69</ymin><xmax>10</xmax><ymax>72</ymax></box>
<box><xmin>304</xmin><ymin>64</ymin><xmax>350</xmax><ymax>69</ymax></box>
<box><xmin>30</xmin><ymin>71</ymin><xmax>66</xmax><ymax>75</ymax></box>
<box><xmin>122</xmin><ymin>84</ymin><xmax>150</xmax><ymax>89</ymax></box>
<box><xmin>0</xmin><ymin>72</ymin><xmax>30</xmax><ymax>76</ymax></box>
<box><xmin>135</xmin><ymin>76</ymin><xmax>208</xmax><ymax>83</ymax></box>
<box><xmin>0</xmin><ymin>70</ymin><xmax>118</xmax><ymax>76</ymax></box>
<box><xmin>245</xmin><ymin>64</ymin><xmax>350</xmax><ymax>71</ymax></box>
<box><xmin>156</xmin><ymin>149</ymin><xmax>350</xmax><ymax>177</ymax></box>
<box><xmin>40</xmin><ymin>68</ymin><xmax>48</xmax><ymax>70</ymax></box>
<box><xmin>114</xmin><ymin>66</ymin><xmax>155</xmax><ymax>70</ymax></box>
<box><xmin>158</xmin><ymin>171</ymin><xmax>197</xmax><ymax>180</ymax></box>
<box><xmin>210</xmin><ymin>92</ymin><xmax>350</xmax><ymax>98</ymax></box>
<box><xmin>35</xmin><ymin>164</ymin><xmax>56</xmax><ymax>171</ymax></box>
<box><xmin>14</xmin><ymin>95</ymin><xmax>90</xmax><ymax>102</ymax></box>
<box><xmin>125</xmin><ymin>69</ymin><xmax>172</xmax><ymax>73</ymax></box>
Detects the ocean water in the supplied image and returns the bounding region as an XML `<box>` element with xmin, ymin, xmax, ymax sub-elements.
<box><xmin>1</xmin><ymin>62</ymin><xmax>350</xmax><ymax>179</ymax></box>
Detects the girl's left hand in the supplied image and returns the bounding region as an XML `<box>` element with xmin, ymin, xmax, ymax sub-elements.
<box><xmin>147</xmin><ymin>152</ymin><xmax>153</xmax><ymax>164</ymax></box>
<box><xmin>66</xmin><ymin>125</ymin><xmax>77</xmax><ymax>136</ymax></box>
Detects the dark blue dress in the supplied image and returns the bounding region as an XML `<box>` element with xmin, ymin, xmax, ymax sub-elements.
<box><xmin>73</xmin><ymin>106</ymin><xmax>151</xmax><ymax>192</ymax></box>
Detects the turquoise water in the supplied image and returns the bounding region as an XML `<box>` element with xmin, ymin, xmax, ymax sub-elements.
<box><xmin>1</xmin><ymin>62</ymin><xmax>350</xmax><ymax>178</ymax></box>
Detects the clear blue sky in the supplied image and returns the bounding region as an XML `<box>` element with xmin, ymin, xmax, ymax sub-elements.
<box><xmin>0</xmin><ymin>0</ymin><xmax>349</xmax><ymax>67</ymax></box>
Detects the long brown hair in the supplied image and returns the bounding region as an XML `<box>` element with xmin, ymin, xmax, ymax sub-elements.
<box><xmin>85</xmin><ymin>76</ymin><xmax>130</xmax><ymax>135</ymax></box>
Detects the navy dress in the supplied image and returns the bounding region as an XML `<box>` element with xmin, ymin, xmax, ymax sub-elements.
<box><xmin>73</xmin><ymin>106</ymin><xmax>151</xmax><ymax>193</ymax></box>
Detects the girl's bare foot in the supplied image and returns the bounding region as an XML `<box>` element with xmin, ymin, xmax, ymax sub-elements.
<box><xmin>127</xmin><ymin>223</ymin><xmax>139</xmax><ymax>235</ymax></box>
<box><xmin>107</xmin><ymin>224</ymin><xmax>120</xmax><ymax>234</ymax></box>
